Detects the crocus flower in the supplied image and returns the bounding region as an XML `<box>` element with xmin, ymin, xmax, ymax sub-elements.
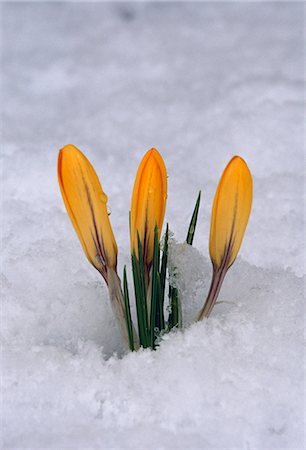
<box><xmin>58</xmin><ymin>144</ymin><xmax>139</xmax><ymax>349</ymax></box>
<box><xmin>198</xmin><ymin>155</ymin><xmax>252</xmax><ymax>319</ymax></box>
<box><xmin>130</xmin><ymin>148</ymin><xmax>167</xmax><ymax>274</ymax></box>
<box><xmin>58</xmin><ymin>144</ymin><xmax>118</xmax><ymax>284</ymax></box>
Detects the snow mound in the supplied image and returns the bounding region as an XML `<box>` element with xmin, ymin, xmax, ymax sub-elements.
<box><xmin>3</xmin><ymin>235</ymin><xmax>304</xmax><ymax>448</ymax></box>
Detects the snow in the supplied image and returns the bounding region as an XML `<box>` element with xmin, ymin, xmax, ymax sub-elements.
<box><xmin>2</xmin><ymin>2</ymin><xmax>304</xmax><ymax>449</ymax></box>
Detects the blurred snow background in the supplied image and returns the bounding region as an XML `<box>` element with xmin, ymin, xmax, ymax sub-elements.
<box><xmin>1</xmin><ymin>2</ymin><xmax>304</xmax><ymax>449</ymax></box>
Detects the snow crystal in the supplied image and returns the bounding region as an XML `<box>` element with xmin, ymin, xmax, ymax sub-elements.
<box><xmin>2</xmin><ymin>2</ymin><xmax>304</xmax><ymax>449</ymax></box>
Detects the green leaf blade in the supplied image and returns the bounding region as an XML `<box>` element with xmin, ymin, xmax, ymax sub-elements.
<box><xmin>186</xmin><ymin>191</ymin><xmax>201</xmax><ymax>246</ymax></box>
<box><xmin>159</xmin><ymin>223</ymin><xmax>168</xmax><ymax>330</ymax></box>
<box><xmin>123</xmin><ymin>266</ymin><xmax>134</xmax><ymax>351</ymax></box>
<box><xmin>150</xmin><ymin>225</ymin><xmax>160</xmax><ymax>348</ymax></box>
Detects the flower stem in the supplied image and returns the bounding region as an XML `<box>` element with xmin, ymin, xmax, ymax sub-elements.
<box><xmin>197</xmin><ymin>267</ymin><xmax>227</xmax><ymax>319</ymax></box>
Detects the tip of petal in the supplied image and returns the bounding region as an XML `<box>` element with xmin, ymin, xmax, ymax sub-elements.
<box><xmin>148</xmin><ymin>147</ymin><xmax>159</xmax><ymax>154</ymax></box>
<box><xmin>146</xmin><ymin>147</ymin><xmax>162</xmax><ymax>160</ymax></box>
<box><xmin>146</xmin><ymin>148</ymin><xmax>166</xmax><ymax>169</ymax></box>
<box><xmin>228</xmin><ymin>155</ymin><xmax>250</xmax><ymax>170</ymax></box>
<box><xmin>59</xmin><ymin>144</ymin><xmax>85</xmax><ymax>161</ymax></box>
<box><xmin>227</xmin><ymin>155</ymin><xmax>244</xmax><ymax>166</ymax></box>
<box><xmin>60</xmin><ymin>143</ymin><xmax>79</xmax><ymax>152</ymax></box>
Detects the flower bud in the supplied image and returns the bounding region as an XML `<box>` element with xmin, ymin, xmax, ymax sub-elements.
<box><xmin>210</xmin><ymin>156</ymin><xmax>252</xmax><ymax>270</ymax></box>
<box><xmin>198</xmin><ymin>156</ymin><xmax>252</xmax><ymax>319</ymax></box>
<box><xmin>130</xmin><ymin>148</ymin><xmax>167</xmax><ymax>272</ymax></box>
<box><xmin>58</xmin><ymin>144</ymin><xmax>117</xmax><ymax>282</ymax></box>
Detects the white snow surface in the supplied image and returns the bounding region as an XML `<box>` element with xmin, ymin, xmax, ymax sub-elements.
<box><xmin>2</xmin><ymin>2</ymin><xmax>304</xmax><ymax>449</ymax></box>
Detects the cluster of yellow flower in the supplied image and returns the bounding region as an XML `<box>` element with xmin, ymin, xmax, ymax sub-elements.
<box><xmin>58</xmin><ymin>145</ymin><xmax>252</xmax><ymax>350</ymax></box>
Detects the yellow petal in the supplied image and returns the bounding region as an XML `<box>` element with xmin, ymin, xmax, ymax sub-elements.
<box><xmin>130</xmin><ymin>148</ymin><xmax>167</xmax><ymax>270</ymax></box>
<box><xmin>58</xmin><ymin>144</ymin><xmax>117</xmax><ymax>280</ymax></box>
<box><xmin>209</xmin><ymin>156</ymin><xmax>253</xmax><ymax>270</ymax></box>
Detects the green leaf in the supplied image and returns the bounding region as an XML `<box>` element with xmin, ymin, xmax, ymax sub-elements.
<box><xmin>159</xmin><ymin>223</ymin><xmax>168</xmax><ymax>330</ymax></box>
<box><xmin>186</xmin><ymin>191</ymin><xmax>201</xmax><ymax>245</ymax></box>
<box><xmin>132</xmin><ymin>250</ymin><xmax>149</xmax><ymax>348</ymax></box>
<box><xmin>168</xmin><ymin>285</ymin><xmax>181</xmax><ymax>330</ymax></box>
<box><xmin>150</xmin><ymin>225</ymin><xmax>160</xmax><ymax>348</ymax></box>
<box><xmin>137</xmin><ymin>233</ymin><xmax>150</xmax><ymax>342</ymax></box>
<box><xmin>123</xmin><ymin>266</ymin><xmax>134</xmax><ymax>351</ymax></box>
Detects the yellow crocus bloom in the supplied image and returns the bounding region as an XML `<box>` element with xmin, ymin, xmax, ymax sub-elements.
<box><xmin>58</xmin><ymin>144</ymin><xmax>118</xmax><ymax>283</ymax></box>
<box><xmin>130</xmin><ymin>148</ymin><xmax>167</xmax><ymax>272</ymax></box>
<box><xmin>198</xmin><ymin>155</ymin><xmax>252</xmax><ymax>319</ymax></box>
<box><xmin>209</xmin><ymin>155</ymin><xmax>253</xmax><ymax>269</ymax></box>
